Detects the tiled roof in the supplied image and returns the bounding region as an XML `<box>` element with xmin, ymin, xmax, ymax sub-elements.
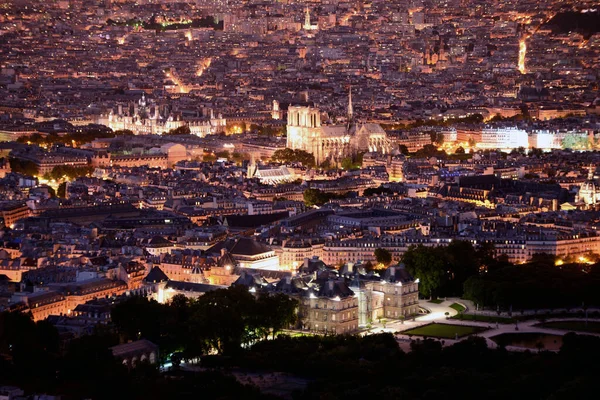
<box><xmin>144</xmin><ymin>266</ymin><xmax>169</xmax><ymax>283</ymax></box>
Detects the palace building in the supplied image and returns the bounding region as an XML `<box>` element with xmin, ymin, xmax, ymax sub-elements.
<box><xmin>98</xmin><ymin>95</ymin><xmax>226</xmax><ymax>136</ymax></box>
<box><xmin>286</xmin><ymin>90</ymin><xmax>390</xmax><ymax>166</ymax></box>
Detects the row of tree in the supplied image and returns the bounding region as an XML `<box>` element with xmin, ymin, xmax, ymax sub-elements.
<box><xmin>163</xmin><ymin>125</ymin><xmax>191</xmax><ymax>136</ymax></box>
<box><xmin>111</xmin><ymin>286</ymin><xmax>298</xmax><ymax>359</ymax></box>
<box><xmin>271</xmin><ymin>148</ymin><xmax>315</xmax><ymax>167</ymax></box>
<box><xmin>302</xmin><ymin>188</ymin><xmax>350</xmax><ymax>207</ymax></box>
<box><xmin>394</xmin><ymin>240</ymin><xmax>600</xmax><ymax>310</ymax></box>
<box><xmin>107</xmin><ymin>16</ymin><xmax>223</xmax><ymax>31</ymax></box>
<box><xmin>8</xmin><ymin>157</ymin><xmax>38</xmax><ymax>176</ymax></box>
<box><xmin>381</xmin><ymin>113</ymin><xmax>485</xmax><ymax>131</ymax></box>
<box><xmin>44</xmin><ymin>165</ymin><xmax>94</xmax><ymax>181</ymax></box>
<box><xmin>16</xmin><ymin>129</ymin><xmax>131</xmax><ymax>147</ymax></box>
<box><xmin>399</xmin><ymin>241</ymin><xmax>496</xmax><ymax>298</ymax></box>
<box><xmin>463</xmin><ymin>259</ymin><xmax>600</xmax><ymax>310</ymax></box>
<box><xmin>249</xmin><ymin>124</ymin><xmax>286</xmax><ymax>137</ymax></box>
<box><xmin>236</xmin><ymin>332</ymin><xmax>600</xmax><ymax>399</ymax></box>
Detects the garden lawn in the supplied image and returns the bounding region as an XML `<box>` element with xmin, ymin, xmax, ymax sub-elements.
<box><xmin>401</xmin><ymin>323</ymin><xmax>485</xmax><ymax>339</ymax></box>
<box><xmin>451</xmin><ymin>313</ymin><xmax>515</xmax><ymax>323</ymax></box>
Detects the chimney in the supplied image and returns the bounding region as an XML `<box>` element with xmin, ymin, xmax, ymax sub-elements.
<box><xmin>221</xmin><ymin>248</ymin><xmax>227</xmax><ymax>257</ymax></box>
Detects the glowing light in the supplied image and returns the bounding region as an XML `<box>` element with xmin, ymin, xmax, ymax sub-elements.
<box><xmin>196</xmin><ymin>58</ymin><xmax>212</xmax><ymax>77</ymax></box>
<box><xmin>518</xmin><ymin>37</ymin><xmax>528</xmax><ymax>74</ymax></box>
<box><xmin>555</xmin><ymin>259</ymin><xmax>564</xmax><ymax>266</ymax></box>
<box><xmin>164</xmin><ymin>69</ymin><xmax>190</xmax><ymax>94</ymax></box>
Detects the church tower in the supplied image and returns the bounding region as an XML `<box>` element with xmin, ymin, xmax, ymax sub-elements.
<box><xmin>286</xmin><ymin>104</ymin><xmax>322</xmax><ymax>162</ymax></box>
<box><xmin>304</xmin><ymin>7</ymin><xmax>311</xmax><ymax>30</ymax></box>
<box><xmin>303</xmin><ymin>7</ymin><xmax>317</xmax><ymax>31</ymax></box>
<box><xmin>272</xmin><ymin>100</ymin><xmax>280</xmax><ymax>120</ymax></box>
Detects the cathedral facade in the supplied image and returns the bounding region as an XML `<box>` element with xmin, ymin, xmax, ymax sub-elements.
<box><xmin>286</xmin><ymin>93</ymin><xmax>389</xmax><ymax>166</ymax></box>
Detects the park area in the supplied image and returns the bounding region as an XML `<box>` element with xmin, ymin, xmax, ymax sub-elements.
<box><xmin>451</xmin><ymin>313</ymin><xmax>515</xmax><ymax>323</ymax></box>
<box><xmin>401</xmin><ymin>323</ymin><xmax>486</xmax><ymax>339</ymax></box>
<box><xmin>536</xmin><ymin>320</ymin><xmax>600</xmax><ymax>334</ymax></box>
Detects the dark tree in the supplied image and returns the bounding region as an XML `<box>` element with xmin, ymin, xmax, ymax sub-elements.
<box><xmin>375</xmin><ymin>248</ymin><xmax>393</xmax><ymax>266</ymax></box>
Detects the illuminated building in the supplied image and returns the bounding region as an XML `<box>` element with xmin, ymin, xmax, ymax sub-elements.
<box><xmin>303</xmin><ymin>7</ymin><xmax>318</xmax><ymax>31</ymax></box>
<box><xmin>479</xmin><ymin>127</ymin><xmax>529</xmax><ymax>151</ymax></box>
<box><xmin>98</xmin><ymin>95</ymin><xmax>225</xmax><ymax>137</ymax></box>
<box><xmin>246</xmin><ymin>155</ymin><xmax>295</xmax><ymax>184</ymax></box>
<box><xmin>576</xmin><ymin>164</ymin><xmax>600</xmax><ymax>208</ymax></box>
<box><xmin>286</xmin><ymin>91</ymin><xmax>389</xmax><ymax>166</ymax></box>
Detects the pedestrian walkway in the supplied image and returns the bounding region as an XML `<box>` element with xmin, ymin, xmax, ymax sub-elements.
<box><xmin>376</xmin><ymin>298</ymin><xmax>600</xmax><ymax>352</ymax></box>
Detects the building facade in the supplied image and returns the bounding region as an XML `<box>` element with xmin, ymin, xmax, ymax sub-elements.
<box><xmin>286</xmin><ymin>92</ymin><xmax>389</xmax><ymax>165</ymax></box>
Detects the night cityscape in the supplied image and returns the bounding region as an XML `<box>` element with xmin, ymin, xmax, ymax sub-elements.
<box><xmin>0</xmin><ymin>0</ymin><xmax>599</xmax><ymax>398</ymax></box>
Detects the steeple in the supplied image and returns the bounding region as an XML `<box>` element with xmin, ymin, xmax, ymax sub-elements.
<box><xmin>347</xmin><ymin>86</ymin><xmax>353</xmax><ymax>121</ymax></box>
<box><xmin>304</xmin><ymin>7</ymin><xmax>311</xmax><ymax>29</ymax></box>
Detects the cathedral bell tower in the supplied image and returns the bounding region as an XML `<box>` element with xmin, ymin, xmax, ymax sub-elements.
<box><xmin>286</xmin><ymin>104</ymin><xmax>322</xmax><ymax>163</ymax></box>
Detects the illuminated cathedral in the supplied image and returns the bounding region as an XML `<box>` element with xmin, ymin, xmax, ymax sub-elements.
<box><xmin>286</xmin><ymin>90</ymin><xmax>390</xmax><ymax>166</ymax></box>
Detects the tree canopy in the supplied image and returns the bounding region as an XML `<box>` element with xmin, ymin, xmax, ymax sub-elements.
<box><xmin>272</xmin><ymin>148</ymin><xmax>315</xmax><ymax>167</ymax></box>
<box><xmin>303</xmin><ymin>188</ymin><xmax>348</xmax><ymax>207</ymax></box>
<box><xmin>17</xmin><ymin>128</ymin><xmax>117</xmax><ymax>147</ymax></box>
<box><xmin>8</xmin><ymin>158</ymin><xmax>39</xmax><ymax>176</ymax></box>
<box><xmin>163</xmin><ymin>125</ymin><xmax>191</xmax><ymax>136</ymax></box>
<box><xmin>45</xmin><ymin>165</ymin><xmax>94</xmax><ymax>181</ymax></box>
<box><xmin>374</xmin><ymin>248</ymin><xmax>393</xmax><ymax>266</ymax></box>
<box><xmin>463</xmin><ymin>261</ymin><xmax>600</xmax><ymax>310</ymax></box>
<box><xmin>402</xmin><ymin>241</ymin><xmax>492</xmax><ymax>298</ymax></box>
<box><xmin>111</xmin><ymin>287</ymin><xmax>298</xmax><ymax>358</ymax></box>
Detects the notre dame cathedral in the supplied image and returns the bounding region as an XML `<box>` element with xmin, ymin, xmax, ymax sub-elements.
<box><xmin>286</xmin><ymin>90</ymin><xmax>390</xmax><ymax>166</ymax></box>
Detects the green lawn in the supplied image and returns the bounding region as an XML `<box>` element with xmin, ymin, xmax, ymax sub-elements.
<box><xmin>281</xmin><ymin>331</ymin><xmax>316</xmax><ymax>338</ymax></box>
<box><xmin>450</xmin><ymin>313</ymin><xmax>514</xmax><ymax>324</ymax></box>
<box><xmin>401</xmin><ymin>323</ymin><xmax>485</xmax><ymax>339</ymax></box>
<box><xmin>428</xmin><ymin>299</ymin><xmax>443</xmax><ymax>304</ymax></box>
<box><xmin>450</xmin><ymin>303</ymin><xmax>466</xmax><ymax>313</ymax></box>
<box><xmin>536</xmin><ymin>320</ymin><xmax>600</xmax><ymax>334</ymax></box>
